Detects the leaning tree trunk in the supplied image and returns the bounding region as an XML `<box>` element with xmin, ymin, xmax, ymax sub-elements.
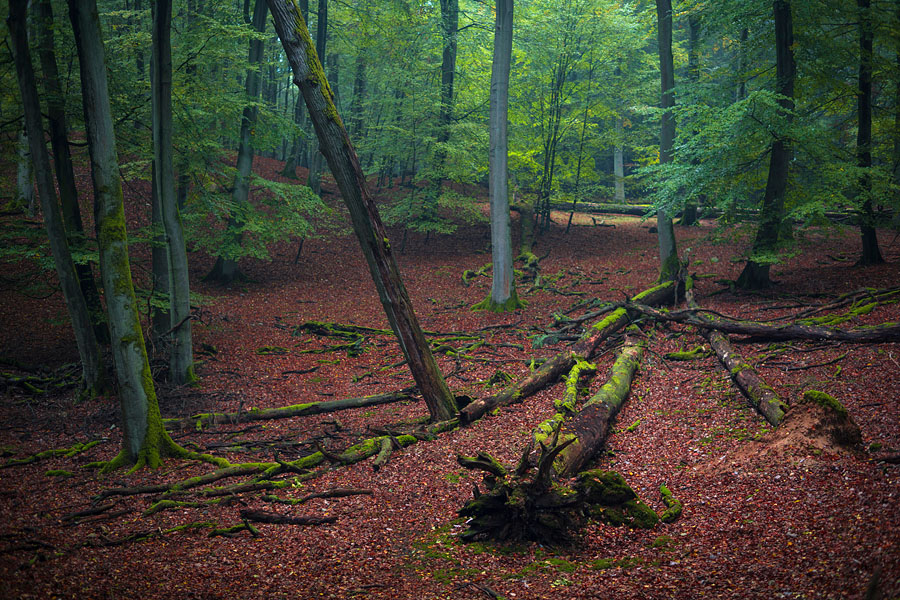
<box><xmin>855</xmin><ymin>0</ymin><xmax>884</xmax><ymax>266</ymax></box>
<box><xmin>267</xmin><ymin>0</ymin><xmax>458</xmax><ymax>422</ymax></box>
<box><xmin>478</xmin><ymin>0</ymin><xmax>521</xmax><ymax>312</ymax></box>
<box><xmin>655</xmin><ymin>0</ymin><xmax>679</xmax><ymax>282</ymax></box>
<box><xmin>152</xmin><ymin>0</ymin><xmax>195</xmax><ymax>384</ymax></box>
<box><xmin>737</xmin><ymin>0</ymin><xmax>795</xmax><ymax>289</ymax></box>
<box><xmin>9</xmin><ymin>0</ymin><xmax>105</xmax><ymax>396</ymax></box>
<box><xmin>14</xmin><ymin>126</ymin><xmax>35</xmax><ymax>215</ymax></box>
<box><xmin>306</xmin><ymin>0</ymin><xmax>327</xmax><ymax>196</ymax></box>
<box><xmin>207</xmin><ymin>0</ymin><xmax>268</xmax><ymax>285</ymax></box>
<box><xmin>68</xmin><ymin>0</ymin><xmax>186</xmax><ymax>468</ymax></box>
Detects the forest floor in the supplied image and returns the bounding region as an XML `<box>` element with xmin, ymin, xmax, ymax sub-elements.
<box><xmin>1</xmin><ymin>158</ymin><xmax>899</xmax><ymax>599</ymax></box>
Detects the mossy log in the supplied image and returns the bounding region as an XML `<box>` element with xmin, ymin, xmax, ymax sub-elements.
<box><xmin>163</xmin><ymin>390</ymin><xmax>415</xmax><ymax>430</ymax></box>
<box><xmin>457</xmin><ymin>441</ymin><xmax>660</xmax><ymax>544</ymax></box>
<box><xmin>627</xmin><ymin>304</ymin><xmax>900</xmax><ymax>344</ymax></box>
<box><xmin>687</xmin><ymin>290</ymin><xmax>787</xmax><ymax>426</ymax></box>
<box><xmin>460</xmin><ymin>280</ymin><xmax>677</xmax><ymax>424</ymax></box>
<box><xmin>554</xmin><ymin>341</ymin><xmax>645</xmax><ymax>477</ymax></box>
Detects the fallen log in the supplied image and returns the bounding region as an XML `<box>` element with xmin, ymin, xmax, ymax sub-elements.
<box><xmin>456</xmin><ymin>338</ymin><xmax>681</xmax><ymax>544</ymax></box>
<box><xmin>554</xmin><ymin>340</ymin><xmax>646</xmax><ymax>477</ymax></box>
<box><xmin>163</xmin><ymin>390</ymin><xmax>415</xmax><ymax>431</ymax></box>
<box><xmin>626</xmin><ymin>304</ymin><xmax>900</xmax><ymax>344</ymax></box>
<box><xmin>686</xmin><ymin>289</ymin><xmax>787</xmax><ymax>426</ymax></box>
<box><xmin>460</xmin><ymin>280</ymin><xmax>677</xmax><ymax>424</ymax></box>
<box><xmin>239</xmin><ymin>509</ymin><xmax>337</xmax><ymax>526</ymax></box>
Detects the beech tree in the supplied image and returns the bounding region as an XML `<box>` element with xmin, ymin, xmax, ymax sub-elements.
<box><xmin>655</xmin><ymin>0</ymin><xmax>679</xmax><ymax>282</ymax></box>
<box><xmin>8</xmin><ymin>0</ymin><xmax>105</xmax><ymax>397</ymax></box>
<box><xmin>475</xmin><ymin>0</ymin><xmax>522</xmax><ymax>312</ymax></box>
<box><xmin>267</xmin><ymin>0</ymin><xmax>459</xmax><ymax>422</ymax></box>
<box><xmin>206</xmin><ymin>0</ymin><xmax>269</xmax><ymax>284</ymax></box>
<box><xmin>151</xmin><ymin>0</ymin><xmax>195</xmax><ymax>383</ymax></box>
<box><xmin>736</xmin><ymin>0</ymin><xmax>796</xmax><ymax>289</ymax></box>
<box><xmin>67</xmin><ymin>0</ymin><xmax>186</xmax><ymax>468</ymax></box>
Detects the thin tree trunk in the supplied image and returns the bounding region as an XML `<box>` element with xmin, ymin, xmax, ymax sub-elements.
<box><xmin>15</xmin><ymin>127</ymin><xmax>35</xmax><ymax>215</ymax></box>
<box><xmin>207</xmin><ymin>0</ymin><xmax>268</xmax><ymax>284</ymax></box>
<box><xmin>614</xmin><ymin>117</ymin><xmax>625</xmax><ymax>203</ymax></box>
<box><xmin>737</xmin><ymin>0</ymin><xmax>795</xmax><ymax>289</ymax></box>
<box><xmin>855</xmin><ymin>0</ymin><xmax>884</xmax><ymax>265</ymax></box>
<box><xmin>481</xmin><ymin>0</ymin><xmax>520</xmax><ymax>312</ymax></box>
<box><xmin>67</xmin><ymin>0</ymin><xmax>185</xmax><ymax>467</ymax></box>
<box><xmin>9</xmin><ymin>0</ymin><xmax>104</xmax><ymax>396</ymax></box>
<box><xmin>150</xmin><ymin>164</ymin><xmax>170</xmax><ymax>342</ymax></box>
<box><xmin>655</xmin><ymin>0</ymin><xmax>679</xmax><ymax>282</ymax></box>
<box><xmin>152</xmin><ymin>0</ymin><xmax>195</xmax><ymax>384</ymax></box>
<box><xmin>267</xmin><ymin>0</ymin><xmax>459</xmax><ymax>422</ymax></box>
<box><xmin>35</xmin><ymin>0</ymin><xmax>108</xmax><ymax>344</ymax></box>
<box><xmin>679</xmin><ymin>13</ymin><xmax>701</xmax><ymax>227</ymax></box>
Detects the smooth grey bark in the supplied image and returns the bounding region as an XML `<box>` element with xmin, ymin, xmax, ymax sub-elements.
<box><xmin>150</xmin><ymin>164</ymin><xmax>170</xmax><ymax>342</ymax></box>
<box><xmin>152</xmin><ymin>0</ymin><xmax>195</xmax><ymax>383</ymax></box>
<box><xmin>207</xmin><ymin>0</ymin><xmax>268</xmax><ymax>284</ymax></box>
<box><xmin>855</xmin><ymin>0</ymin><xmax>884</xmax><ymax>265</ymax></box>
<box><xmin>307</xmin><ymin>0</ymin><xmax>327</xmax><ymax>195</ymax></box>
<box><xmin>15</xmin><ymin>127</ymin><xmax>35</xmax><ymax>215</ymax></box>
<box><xmin>267</xmin><ymin>0</ymin><xmax>458</xmax><ymax>422</ymax></box>
<box><xmin>679</xmin><ymin>12</ymin><xmax>701</xmax><ymax>227</ymax></box>
<box><xmin>736</xmin><ymin>0</ymin><xmax>795</xmax><ymax>289</ymax></box>
<box><xmin>614</xmin><ymin>117</ymin><xmax>625</xmax><ymax>203</ymax></box>
<box><xmin>35</xmin><ymin>0</ymin><xmax>107</xmax><ymax>344</ymax></box>
<box><xmin>655</xmin><ymin>0</ymin><xmax>679</xmax><ymax>281</ymax></box>
<box><xmin>438</xmin><ymin>0</ymin><xmax>458</xmax><ymax>147</ymax></box>
<box><xmin>9</xmin><ymin>0</ymin><xmax>104</xmax><ymax>395</ymax></box>
<box><xmin>67</xmin><ymin>0</ymin><xmax>169</xmax><ymax>463</ymax></box>
<box><xmin>484</xmin><ymin>0</ymin><xmax>519</xmax><ymax>310</ymax></box>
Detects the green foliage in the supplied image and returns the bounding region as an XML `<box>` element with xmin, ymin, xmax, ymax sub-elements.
<box><xmin>182</xmin><ymin>173</ymin><xmax>329</xmax><ymax>263</ymax></box>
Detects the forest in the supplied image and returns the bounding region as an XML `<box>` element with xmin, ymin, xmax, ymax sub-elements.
<box><xmin>0</xmin><ymin>0</ymin><xmax>899</xmax><ymax>598</ymax></box>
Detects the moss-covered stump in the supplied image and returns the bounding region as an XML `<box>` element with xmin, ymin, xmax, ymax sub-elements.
<box><xmin>457</xmin><ymin>447</ymin><xmax>663</xmax><ymax>544</ymax></box>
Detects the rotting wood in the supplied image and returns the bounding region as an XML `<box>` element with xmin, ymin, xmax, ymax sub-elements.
<box><xmin>163</xmin><ymin>390</ymin><xmax>416</xmax><ymax>431</ymax></box>
<box><xmin>626</xmin><ymin>303</ymin><xmax>900</xmax><ymax>344</ymax></box>
<box><xmin>686</xmin><ymin>288</ymin><xmax>787</xmax><ymax>427</ymax></box>
<box><xmin>239</xmin><ymin>509</ymin><xmax>337</xmax><ymax>526</ymax></box>
<box><xmin>460</xmin><ymin>280</ymin><xmax>678</xmax><ymax>424</ymax></box>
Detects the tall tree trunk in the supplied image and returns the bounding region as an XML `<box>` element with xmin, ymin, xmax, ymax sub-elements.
<box><xmin>655</xmin><ymin>0</ymin><xmax>679</xmax><ymax>282</ymax></box>
<box><xmin>307</xmin><ymin>0</ymin><xmax>327</xmax><ymax>195</ymax></box>
<box><xmin>478</xmin><ymin>0</ymin><xmax>520</xmax><ymax>312</ymax></box>
<box><xmin>35</xmin><ymin>0</ymin><xmax>108</xmax><ymax>344</ymax></box>
<box><xmin>736</xmin><ymin>0</ymin><xmax>796</xmax><ymax>289</ymax></box>
<box><xmin>150</xmin><ymin>165</ymin><xmax>170</xmax><ymax>343</ymax></box>
<box><xmin>207</xmin><ymin>0</ymin><xmax>268</xmax><ymax>284</ymax></box>
<box><xmin>67</xmin><ymin>0</ymin><xmax>185</xmax><ymax>468</ymax></box>
<box><xmin>15</xmin><ymin>127</ymin><xmax>35</xmax><ymax>215</ymax></box>
<box><xmin>349</xmin><ymin>51</ymin><xmax>367</xmax><ymax>139</ymax></box>
<box><xmin>267</xmin><ymin>0</ymin><xmax>459</xmax><ymax>422</ymax></box>
<box><xmin>679</xmin><ymin>12</ymin><xmax>701</xmax><ymax>227</ymax></box>
<box><xmin>152</xmin><ymin>0</ymin><xmax>195</xmax><ymax>383</ymax></box>
<box><xmin>9</xmin><ymin>0</ymin><xmax>105</xmax><ymax>396</ymax></box>
<box><xmin>282</xmin><ymin>0</ymin><xmax>308</xmax><ymax>181</ymax></box>
<box><xmin>614</xmin><ymin>117</ymin><xmax>625</xmax><ymax>203</ymax></box>
<box><xmin>855</xmin><ymin>0</ymin><xmax>884</xmax><ymax>265</ymax></box>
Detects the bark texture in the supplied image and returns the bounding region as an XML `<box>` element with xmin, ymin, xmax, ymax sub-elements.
<box><xmin>484</xmin><ymin>0</ymin><xmax>520</xmax><ymax>311</ymax></box>
<box><xmin>655</xmin><ymin>0</ymin><xmax>679</xmax><ymax>282</ymax></box>
<box><xmin>68</xmin><ymin>0</ymin><xmax>183</xmax><ymax>468</ymax></box>
<box><xmin>267</xmin><ymin>0</ymin><xmax>458</xmax><ymax>422</ymax></box>
<box><xmin>151</xmin><ymin>0</ymin><xmax>195</xmax><ymax>383</ymax></box>
<box><xmin>9</xmin><ymin>0</ymin><xmax>104</xmax><ymax>396</ymax></box>
<box><xmin>737</xmin><ymin>0</ymin><xmax>795</xmax><ymax>289</ymax></box>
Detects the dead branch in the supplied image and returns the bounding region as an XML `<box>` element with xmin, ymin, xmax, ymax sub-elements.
<box><xmin>239</xmin><ymin>509</ymin><xmax>337</xmax><ymax>526</ymax></box>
